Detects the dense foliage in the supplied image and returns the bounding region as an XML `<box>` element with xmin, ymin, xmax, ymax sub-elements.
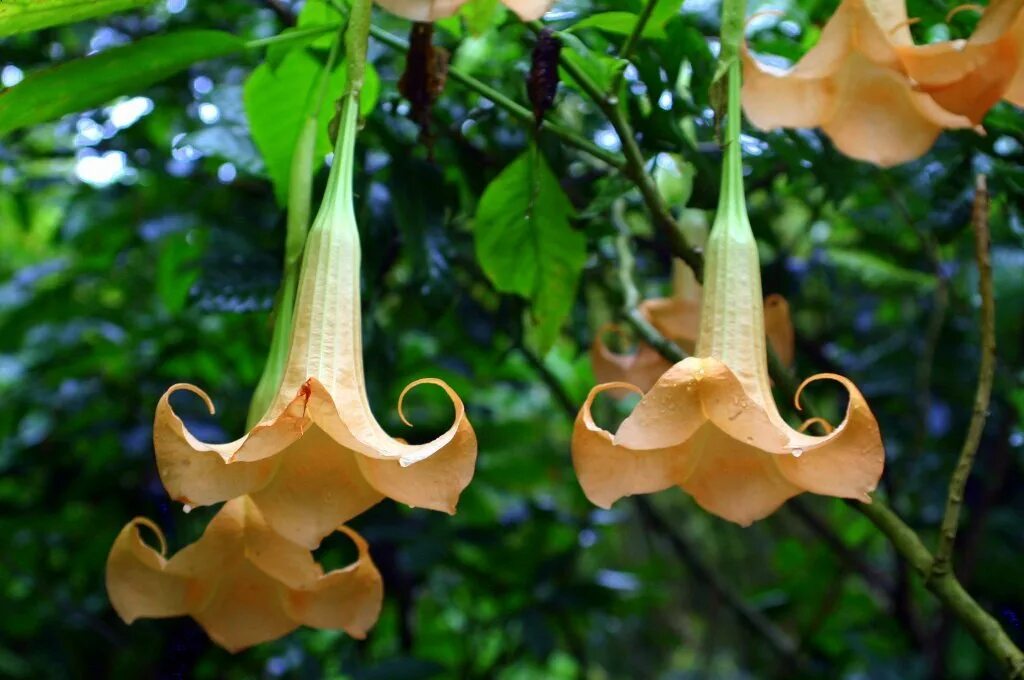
<box><xmin>1</xmin><ymin>0</ymin><xmax>1023</xmax><ymax>677</ymax></box>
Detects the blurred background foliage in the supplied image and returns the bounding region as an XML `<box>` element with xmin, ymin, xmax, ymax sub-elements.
<box><xmin>1</xmin><ymin>0</ymin><xmax>1023</xmax><ymax>677</ymax></box>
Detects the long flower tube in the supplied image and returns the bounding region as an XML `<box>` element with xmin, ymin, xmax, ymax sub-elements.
<box><xmin>106</xmin><ymin>497</ymin><xmax>383</xmax><ymax>652</ymax></box>
<box><xmin>742</xmin><ymin>0</ymin><xmax>973</xmax><ymax>166</ymax></box>
<box><xmin>572</xmin><ymin>60</ymin><xmax>885</xmax><ymax>526</ymax></box>
<box><xmin>153</xmin><ymin>10</ymin><xmax>477</xmax><ymax>550</ymax></box>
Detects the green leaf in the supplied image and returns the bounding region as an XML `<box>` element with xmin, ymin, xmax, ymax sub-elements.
<box><xmin>826</xmin><ymin>249</ymin><xmax>936</xmax><ymax>292</ymax></box>
<box><xmin>0</xmin><ymin>31</ymin><xmax>244</xmax><ymax>137</ymax></box>
<box><xmin>475</xmin><ymin>151</ymin><xmax>585</xmax><ymax>352</ymax></box>
<box><xmin>559</xmin><ymin>34</ymin><xmax>628</xmax><ymax>97</ymax></box>
<box><xmin>244</xmin><ymin>49</ymin><xmax>379</xmax><ymax>205</ymax></box>
<box><xmin>0</xmin><ymin>0</ymin><xmax>154</xmax><ymax>37</ymax></box>
<box><xmin>571</xmin><ymin>11</ymin><xmax>667</xmax><ymax>40</ymax></box>
<box><xmin>297</xmin><ymin>0</ymin><xmax>342</xmax><ymax>49</ymax></box>
<box><xmin>459</xmin><ymin>0</ymin><xmax>505</xmax><ymax>36</ymax></box>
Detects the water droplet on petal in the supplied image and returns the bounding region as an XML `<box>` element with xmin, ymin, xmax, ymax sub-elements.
<box><xmin>182</xmin><ymin>504</ymin><xmax>193</xmax><ymax>514</ymax></box>
<box><xmin>790</xmin><ymin>448</ymin><xmax>803</xmax><ymax>458</ymax></box>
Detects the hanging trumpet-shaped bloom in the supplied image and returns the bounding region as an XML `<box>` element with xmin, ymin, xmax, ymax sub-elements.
<box><xmin>106</xmin><ymin>497</ymin><xmax>383</xmax><ymax>652</ymax></box>
<box><xmin>742</xmin><ymin>0</ymin><xmax>973</xmax><ymax>166</ymax></box>
<box><xmin>572</xmin><ymin>65</ymin><xmax>885</xmax><ymax>526</ymax></box>
<box><xmin>895</xmin><ymin>0</ymin><xmax>1024</xmax><ymax>123</ymax></box>
<box><xmin>591</xmin><ymin>260</ymin><xmax>795</xmax><ymax>394</ymax></box>
<box><xmin>375</xmin><ymin>0</ymin><xmax>554</xmax><ymax>22</ymax></box>
<box><xmin>154</xmin><ymin>96</ymin><xmax>477</xmax><ymax>550</ymax></box>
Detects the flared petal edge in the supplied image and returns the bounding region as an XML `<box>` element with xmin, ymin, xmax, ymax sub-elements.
<box><xmin>571</xmin><ymin>382</ymin><xmax>679</xmax><ymax>508</ymax></box>
<box><xmin>773</xmin><ymin>372</ymin><xmax>886</xmax><ymax>502</ymax></box>
<box><xmin>105</xmin><ymin>503</ymin><xmax>384</xmax><ymax>652</ymax></box>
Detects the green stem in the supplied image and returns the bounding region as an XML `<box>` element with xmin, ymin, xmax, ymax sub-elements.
<box><xmin>526</xmin><ymin>20</ymin><xmax>704</xmax><ymax>280</ymax></box>
<box><xmin>245</xmin><ymin>24</ymin><xmax>339</xmax><ymax>49</ymax></box>
<box><xmin>345</xmin><ymin>0</ymin><xmax>373</xmax><ymax>98</ymax></box>
<box><xmin>609</xmin><ymin>0</ymin><xmax>659</xmax><ymax>94</ymax></box>
<box><xmin>932</xmin><ymin>175</ymin><xmax>996</xmax><ymax>576</ymax></box>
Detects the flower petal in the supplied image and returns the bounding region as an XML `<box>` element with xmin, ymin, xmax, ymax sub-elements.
<box><xmin>774</xmin><ymin>373</ymin><xmax>885</xmax><ymax>502</ymax></box>
<box><xmin>106</xmin><ymin>499</ymin><xmax>384</xmax><ymax>652</ymax></box>
<box><xmin>742</xmin><ymin>48</ymin><xmax>837</xmax><ymax>130</ymax></box>
<box><xmin>898</xmin><ymin>37</ymin><xmax>1019</xmax><ymax>124</ymax></box>
<box><xmin>373</xmin><ymin>0</ymin><xmax>468</xmax><ymax>21</ymax></box>
<box><xmin>502</xmin><ymin>0</ymin><xmax>556</xmax><ymax>20</ymax></box>
<box><xmin>193</xmin><ymin>559</ymin><xmax>298</xmax><ymax>653</ymax></box>
<box><xmin>590</xmin><ymin>324</ymin><xmax>673</xmax><ymax>396</ymax></box>
<box><xmin>616</xmin><ymin>358</ymin><xmax>787</xmax><ymax>452</ymax></box>
<box><xmin>763</xmin><ymin>294</ymin><xmax>795</xmax><ymax>367</ymax></box>
<box><xmin>612</xmin><ymin>358</ymin><xmax>706</xmax><ymax>449</ymax></box>
<box><xmin>822</xmin><ymin>54</ymin><xmax>973</xmax><ymax>166</ymax></box>
<box><xmin>286</xmin><ymin>526</ymin><xmax>384</xmax><ymax>639</ymax></box>
<box><xmin>679</xmin><ymin>427</ymin><xmax>802</xmax><ymax>526</ymax></box>
<box><xmin>571</xmin><ymin>382</ymin><xmax>678</xmax><ymax>508</ymax></box>
<box><xmin>640</xmin><ymin>297</ymin><xmax>700</xmax><ymax>351</ymax></box>
<box><xmin>247</xmin><ymin>427</ymin><xmax>384</xmax><ymax>549</ymax></box>
<box><xmin>154</xmin><ymin>384</ymin><xmax>293</xmax><ymax>506</ymax></box>
<box><xmin>106</xmin><ymin>518</ymin><xmax>190</xmax><ymax>624</ymax></box>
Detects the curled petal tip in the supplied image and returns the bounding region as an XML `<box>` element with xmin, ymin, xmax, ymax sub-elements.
<box><xmin>130</xmin><ymin>516</ymin><xmax>168</xmax><ymax>556</ymax></box>
<box><xmin>793</xmin><ymin>372</ymin><xmax>848</xmax><ymax>412</ymax></box>
<box><xmin>166</xmin><ymin>383</ymin><xmax>216</xmax><ymax>415</ymax></box>
<box><xmin>397</xmin><ymin>378</ymin><xmax>462</xmax><ymax>428</ymax></box>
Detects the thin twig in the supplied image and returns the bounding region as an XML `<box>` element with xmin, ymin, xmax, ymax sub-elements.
<box><xmin>931</xmin><ymin>174</ymin><xmax>996</xmax><ymax>578</ymax></box>
<box><xmin>526</xmin><ymin>20</ymin><xmax>704</xmax><ymax>280</ymax></box>
<box><xmin>609</xmin><ymin>0</ymin><xmax>660</xmax><ymax>94</ymax></box>
<box><xmin>632</xmin><ymin>497</ymin><xmax>811</xmax><ymax>672</ymax></box>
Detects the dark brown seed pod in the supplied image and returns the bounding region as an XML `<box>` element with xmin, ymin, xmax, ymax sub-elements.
<box><xmin>398</xmin><ymin>22</ymin><xmax>450</xmax><ymax>157</ymax></box>
<box><xmin>527</xmin><ymin>29</ymin><xmax>562</xmax><ymax>129</ymax></box>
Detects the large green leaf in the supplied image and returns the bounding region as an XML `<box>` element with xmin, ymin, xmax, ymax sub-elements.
<box><xmin>0</xmin><ymin>0</ymin><xmax>154</xmax><ymax>37</ymax></box>
<box><xmin>475</xmin><ymin>151</ymin><xmax>585</xmax><ymax>352</ymax></box>
<box><xmin>571</xmin><ymin>11</ymin><xmax>668</xmax><ymax>40</ymax></box>
<box><xmin>0</xmin><ymin>31</ymin><xmax>244</xmax><ymax>137</ymax></box>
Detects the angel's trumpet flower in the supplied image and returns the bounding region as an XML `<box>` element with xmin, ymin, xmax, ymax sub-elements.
<box><xmin>591</xmin><ymin>259</ymin><xmax>795</xmax><ymax>394</ymax></box>
<box><xmin>154</xmin><ymin>95</ymin><xmax>477</xmax><ymax>549</ymax></box>
<box><xmin>106</xmin><ymin>497</ymin><xmax>382</xmax><ymax>652</ymax></box>
<box><xmin>895</xmin><ymin>0</ymin><xmax>1024</xmax><ymax>124</ymax></box>
<box><xmin>742</xmin><ymin>0</ymin><xmax>973</xmax><ymax>166</ymax></box>
<box><xmin>572</xmin><ymin>64</ymin><xmax>885</xmax><ymax>526</ymax></box>
<box><xmin>375</xmin><ymin>0</ymin><xmax>554</xmax><ymax>22</ymax></box>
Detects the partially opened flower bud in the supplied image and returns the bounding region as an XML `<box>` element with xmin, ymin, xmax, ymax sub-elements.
<box><xmin>106</xmin><ymin>497</ymin><xmax>383</xmax><ymax>652</ymax></box>
<box><xmin>742</xmin><ymin>0</ymin><xmax>973</xmax><ymax>166</ymax></box>
<box><xmin>573</xmin><ymin>63</ymin><xmax>885</xmax><ymax>525</ymax></box>
<box><xmin>154</xmin><ymin>94</ymin><xmax>477</xmax><ymax>549</ymax></box>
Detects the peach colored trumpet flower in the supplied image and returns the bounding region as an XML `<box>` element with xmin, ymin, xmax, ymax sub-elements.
<box><xmin>896</xmin><ymin>0</ymin><xmax>1024</xmax><ymax>123</ymax></box>
<box><xmin>106</xmin><ymin>497</ymin><xmax>383</xmax><ymax>652</ymax></box>
<box><xmin>742</xmin><ymin>0</ymin><xmax>973</xmax><ymax>166</ymax></box>
<box><xmin>375</xmin><ymin>0</ymin><xmax>554</xmax><ymax>22</ymax></box>
<box><xmin>572</xmin><ymin>65</ymin><xmax>885</xmax><ymax>526</ymax></box>
<box><xmin>154</xmin><ymin>96</ymin><xmax>477</xmax><ymax>550</ymax></box>
<box><xmin>591</xmin><ymin>260</ymin><xmax>795</xmax><ymax>394</ymax></box>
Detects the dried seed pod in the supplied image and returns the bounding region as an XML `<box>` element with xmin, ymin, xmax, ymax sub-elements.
<box><xmin>398</xmin><ymin>22</ymin><xmax>450</xmax><ymax>156</ymax></box>
<box><xmin>527</xmin><ymin>29</ymin><xmax>562</xmax><ymax>129</ymax></box>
